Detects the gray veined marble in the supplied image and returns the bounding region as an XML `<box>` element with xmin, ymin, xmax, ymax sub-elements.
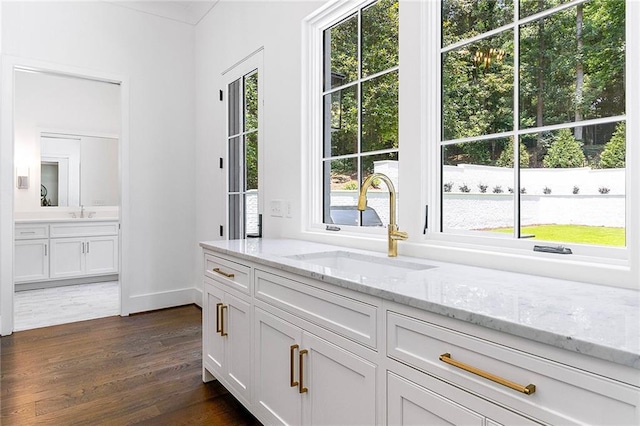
<box><xmin>200</xmin><ymin>238</ymin><xmax>640</xmax><ymax>369</ymax></box>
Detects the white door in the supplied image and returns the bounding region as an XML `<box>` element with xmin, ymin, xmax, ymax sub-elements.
<box><xmin>14</xmin><ymin>239</ymin><xmax>49</xmax><ymax>283</ymax></box>
<box><xmin>224</xmin><ymin>292</ymin><xmax>252</xmax><ymax>406</ymax></box>
<box><xmin>85</xmin><ymin>236</ymin><xmax>118</xmax><ymax>275</ymax></box>
<box><xmin>49</xmin><ymin>237</ymin><xmax>85</xmax><ymax>279</ymax></box>
<box><xmin>254</xmin><ymin>308</ymin><xmax>303</xmax><ymax>426</ymax></box>
<box><xmin>204</xmin><ymin>281</ymin><xmax>225</xmax><ymax>378</ymax></box>
<box><xmin>302</xmin><ymin>332</ymin><xmax>377</xmax><ymax>426</ymax></box>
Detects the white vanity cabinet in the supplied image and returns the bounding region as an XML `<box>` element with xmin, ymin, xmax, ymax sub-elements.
<box><xmin>49</xmin><ymin>223</ymin><xmax>118</xmax><ymax>279</ymax></box>
<box><xmin>202</xmin><ymin>255</ymin><xmax>252</xmax><ymax>407</ymax></box>
<box><xmin>14</xmin><ymin>220</ymin><xmax>119</xmax><ymax>284</ymax></box>
<box><xmin>386</xmin><ymin>306</ymin><xmax>640</xmax><ymax>425</ymax></box>
<box><xmin>14</xmin><ymin>224</ymin><xmax>50</xmax><ymax>283</ymax></box>
<box><xmin>201</xmin><ymin>243</ymin><xmax>640</xmax><ymax>426</ymax></box>
<box><xmin>254</xmin><ymin>307</ymin><xmax>376</xmax><ymax>426</ymax></box>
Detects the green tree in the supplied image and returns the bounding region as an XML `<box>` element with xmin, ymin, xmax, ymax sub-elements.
<box><xmin>496</xmin><ymin>138</ymin><xmax>530</xmax><ymax>168</ymax></box>
<box><xmin>599</xmin><ymin>122</ymin><xmax>626</xmax><ymax>168</ymax></box>
<box><xmin>543</xmin><ymin>128</ymin><xmax>586</xmax><ymax>168</ymax></box>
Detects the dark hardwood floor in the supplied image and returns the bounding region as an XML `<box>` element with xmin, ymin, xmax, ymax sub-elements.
<box><xmin>0</xmin><ymin>305</ymin><xmax>261</xmax><ymax>425</ymax></box>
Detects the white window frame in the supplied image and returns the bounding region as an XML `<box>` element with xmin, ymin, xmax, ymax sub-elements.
<box><xmin>223</xmin><ymin>49</ymin><xmax>264</xmax><ymax>240</ymax></box>
<box><xmin>304</xmin><ymin>0</ymin><xmax>639</xmax><ymax>289</ymax></box>
<box><xmin>303</xmin><ymin>0</ymin><xmax>397</xmax><ymax>238</ymax></box>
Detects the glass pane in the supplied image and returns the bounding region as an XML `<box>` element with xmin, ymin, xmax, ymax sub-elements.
<box><xmin>361</xmin><ymin>152</ymin><xmax>399</xmax><ymax>228</ymax></box>
<box><xmin>519</xmin><ymin>2</ymin><xmax>625</xmax><ymax>129</ymax></box>
<box><xmin>520</xmin><ymin>0</ymin><xmax>572</xmax><ymax>19</ymax></box>
<box><xmin>324</xmin><ymin>14</ymin><xmax>358</xmax><ymax>90</ymax></box>
<box><xmin>228</xmin><ymin>79</ymin><xmax>240</xmax><ymax>137</ymax></box>
<box><xmin>442</xmin><ymin>31</ymin><xmax>514</xmax><ymax>141</ymax></box>
<box><xmin>228</xmin><ymin>194</ymin><xmax>243</xmax><ymax>239</ymax></box>
<box><xmin>362</xmin><ymin>71</ymin><xmax>398</xmax><ymax>153</ymax></box>
<box><xmin>244</xmin><ymin>71</ymin><xmax>258</xmax><ymax>132</ymax></box>
<box><xmin>362</xmin><ymin>0</ymin><xmax>399</xmax><ymax>76</ymax></box>
<box><xmin>323</xmin><ymin>157</ymin><xmax>359</xmax><ymax>225</ymax></box>
<box><xmin>245</xmin><ymin>193</ymin><xmax>259</xmax><ymax>236</ymax></box>
<box><xmin>245</xmin><ymin>132</ymin><xmax>258</xmax><ymax>191</ymax></box>
<box><xmin>520</xmin><ymin>123</ymin><xmax>625</xmax><ymax>246</ymax></box>
<box><xmin>442</xmin><ymin>0</ymin><xmax>514</xmax><ymax>47</ymax></box>
<box><xmin>323</xmin><ymin>85</ymin><xmax>358</xmax><ymax>157</ymax></box>
<box><xmin>442</xmin><ymin>139</ymin><xmax>515</xmax><ymax>234</ymax></box>
<box><xmin>228</xmin><ymin>136</ymin><xmax>242</xmax><ymax>193</ymax></box>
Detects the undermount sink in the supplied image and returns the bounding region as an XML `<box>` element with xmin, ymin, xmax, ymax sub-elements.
<box><xmin>285</xmin><ymin>250</ymin><xmax>435</xmax><ymax>278</ymax></box>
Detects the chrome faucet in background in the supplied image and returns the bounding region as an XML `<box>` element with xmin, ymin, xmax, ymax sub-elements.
<box><xmin>357</xmin><ymin>173</ymin><xmax>408</xmax><ymax>257</ymax></box>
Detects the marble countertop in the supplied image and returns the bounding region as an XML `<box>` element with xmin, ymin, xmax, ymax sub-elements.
<box><xmin>15</xmin><ymin>218</ymin><xmax>119</xmax><ymax>224</ymax></box>
<box><xmin>200</xmin><ymin>238</ymin><xmax>640</xmax><ymax>369</ymax></box>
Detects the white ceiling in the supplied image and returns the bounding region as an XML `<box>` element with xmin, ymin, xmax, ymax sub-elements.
<box><xmin>103</xmin><ymin>1</ymin><xmax>219</xmax><ymax>25</ymax></box>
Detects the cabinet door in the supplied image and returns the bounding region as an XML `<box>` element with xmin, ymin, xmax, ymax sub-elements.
<box><xmin>85</xmin><ymin>236</ymin><xmax>118</xmax><ymax>275</ymax></box>
<box><xmin>49</xmin><ymin>238</ymin><xmax>85</xmax><ymax>279</ymax></box>
<box><xmin>14</xmin><ymin>239</ymin><xmax>49</xmax><ymax>283</ymax></box>
<box><xmin>387</xmin><ymin>372</ymin><xmax>484</xmax><ymax>426</ymax></box>
<box><xmin>254</xmin><ymin>308</ymin><xmax>303</xmax><ymax>426</ymax></box>
<box><xmin>302</xmin><ymin>332</ymin><xmax>377</xmax><ymax>426</ymax></box>
<box><xmin>224</xmin><ymin>292</ymin><xmax>252</xmax><ymax>406</ymax></box>
<box><xmin>204</xmin><ymin>281</ymin><xmax>225</xmax><ymax>378</ymax></box>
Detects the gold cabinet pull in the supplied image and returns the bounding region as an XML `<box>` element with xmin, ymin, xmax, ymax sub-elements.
<box><xmin>299</xmin><ymin>349</ymin><xmax>308</xmax><ymax>393</ymax></box>
<box><xmin>215</xmin><ymin>302</ymin><xmax>223</xmax><ymax>334</ymax></box>
<box><xmin>439</xmin><ymin>353</ymin><xmax>536</xmax><ymax>395</ymax></box>
<box><xmin>213</xmin><ymin>267</ymin><xmax>235</xmax><ymax>279</ymax></box>
<box><xmin>290</xmin><ymin>344</ymin><xmax>299</xmax><ymax>387</ymax></box>
<box><xmin>220</xmin><ymin>305</ymin><xmax>228</xmax><ymax>337</ymax></box>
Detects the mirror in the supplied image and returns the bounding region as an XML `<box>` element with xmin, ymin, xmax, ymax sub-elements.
<box><xmin>40</xmin><ymin>134</ymin><xmax>119</xmax><ymax>207</ymax></box>
<box><xmin>14</xmin><ymin>69</ymin><xmax>120</xmax><ymax>212</ymax></box>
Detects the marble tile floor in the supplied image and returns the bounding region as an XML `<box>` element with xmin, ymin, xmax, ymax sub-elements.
<box><xmin>13</xmin><ymin>281</ymin><xmax>120</xmax><ymax>331</ymax></box>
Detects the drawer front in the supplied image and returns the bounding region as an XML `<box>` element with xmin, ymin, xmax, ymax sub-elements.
<box><xmin>255</xmin><ymin>269</ymin><xmax>377</xmax><ymax>348</ymax></box>
<box><xmin>387</xmin><ymin>311</ymin><xmax>639</xmax><ymax>425</ymax></box>
<box><xmin>204</xmin><ymin>254</ymin><xmax>251</xmax><ymax>295</ymax></box>
<box><xmin>15</xmin><ymin>224</ymin><xmax>49</xmax><ymax>240</ymax></box>
<box><xmin>50</xmin><ymin>222</ymin><xmax>118</xmax><ymax>238</ymax></box>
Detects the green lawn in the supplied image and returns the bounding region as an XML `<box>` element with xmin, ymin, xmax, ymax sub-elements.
<box><xmin>491</xmin><ymin>224</ymin><xmax>625</xmax><ymax>247</ymax></box>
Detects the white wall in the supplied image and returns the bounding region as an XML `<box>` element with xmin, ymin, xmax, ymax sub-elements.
<box><xmin>194</xmin><ymin>0</ymin><xmax>324</xmax><ymax>294</ymax></box>
<box><xmin>14</xmin><ymin>70</ymin><xmax>120</xmax><ymax>211</ymax></box>
<box><xmin>1</xmin><ymin>1</ymin><xmax>196</xmax><ymax>322</ymax></box>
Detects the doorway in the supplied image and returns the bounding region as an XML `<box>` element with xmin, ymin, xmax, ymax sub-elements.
<box><xmin>0</xmin><ymin>58</ymin><xmax>130</xmax><ymax>335</ymax></box>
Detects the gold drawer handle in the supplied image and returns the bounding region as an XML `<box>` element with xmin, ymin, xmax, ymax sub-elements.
<box><xmin>216</xmin><ymin>302</ymin><xmax>223</xmax><ymax>334</ymax></box>
<box><xmin>220</xmin><ymin>305</ymin><xmax>228</xmax><ymax>337</ymax></box>
<box><xmin>290</xmin><ymin>344</ymin><xmax>299</xmax><ymax>387</ymax></box>
<box><xmin>213</xmin><ymin>267</ymin><xmax>235</xmax><ymax>279</ymax></box>
<box><xmin>299</xmin><ymin>349</ymin><xmax>308</xmax><ymax>394</ymax></box>
<box><xmin>439</xmin><ymin>353</ymin><xmax>536</xmax><ymax>395</ymax></box>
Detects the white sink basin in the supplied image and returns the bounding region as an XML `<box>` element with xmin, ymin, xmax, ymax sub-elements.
<box><xmin>286</xmin><ymin>250</ymin><xmax>435</xmax><ymax>278</ymax></box>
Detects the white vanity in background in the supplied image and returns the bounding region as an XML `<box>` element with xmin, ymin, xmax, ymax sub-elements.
<box><xmin>15</xmin><ymin>219</ymin><xmax>119</xmax><ymax>289</ymax></box>
<box><xmin>201</xmin><ymin>239</ymin><xmax>639</xmax><ymax>426</ymax></box>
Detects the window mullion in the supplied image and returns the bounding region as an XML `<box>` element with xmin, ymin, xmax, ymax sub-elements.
<box><xmin>513</xmin><ymin>1</ymin><xmax>521</xmax><ymax>239</ymax></box>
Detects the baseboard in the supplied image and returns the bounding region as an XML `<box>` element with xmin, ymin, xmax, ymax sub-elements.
<box><xmin>193</xmin><ymin>287</ymin><xmax>202</xmax><ymax>308</ymax></box>
<box><xmin>128</xmin><ymin>287</ymin><xmax>200</xmax><ymax>314</ymax></box>
<box><xmin>15</xmin><ymin>275</ymin><xmax>119</xmax><ymax>292</ymax></box>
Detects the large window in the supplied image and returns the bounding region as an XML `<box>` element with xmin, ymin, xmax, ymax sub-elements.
<box><xmin>440</xmin><ymin>0</ymin><xmax>626</xmax><ymax>250</ymax></box>
<box><xmin>321</xmin><ymin>0</ymin><xmax>399</xmax><ymax>228</ymax></box>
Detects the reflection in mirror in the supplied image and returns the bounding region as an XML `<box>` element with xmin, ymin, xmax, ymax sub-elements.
<box><xmin>40</xmin><ymin>133</ymin><xmax>119</xmax><ymax>208</ymax></box>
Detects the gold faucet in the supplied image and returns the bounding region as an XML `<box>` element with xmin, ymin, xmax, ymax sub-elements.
<box><xmin>357</xmin><ymin>173</ymin><xmax>408</xmax><ymax>257</ymax></box>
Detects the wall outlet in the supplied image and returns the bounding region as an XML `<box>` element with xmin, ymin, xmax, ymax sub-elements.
<box><xmin>285</xmin><ymin>200</ymin><xmax>292</xmax><ymax>218</ymax></box>
<box><xmin>270</xmin><ymin>200</ymin><xmax>283</xmax><ymax>217</ymax></box>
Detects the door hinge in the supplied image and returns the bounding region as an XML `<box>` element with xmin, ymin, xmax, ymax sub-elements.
<box><xmin>423</xmin><ymin>205</ymin><xmax>429</xmax><ymax>234</ymax></box>
<box><xmin>219</xmin><ymin>90</ymin><xmax>223</xmax><ymax>101</ymax></box>
<box><xmin>219</xmin><ymin>225</ymin><xmax>224</xmax><ymax>237</ymax></box>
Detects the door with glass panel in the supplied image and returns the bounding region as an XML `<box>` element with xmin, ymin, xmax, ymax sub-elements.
<box><xmin>226</xmin><ymin>62</ymin><xmax>261</xmax><ymax>239</ymax></box>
